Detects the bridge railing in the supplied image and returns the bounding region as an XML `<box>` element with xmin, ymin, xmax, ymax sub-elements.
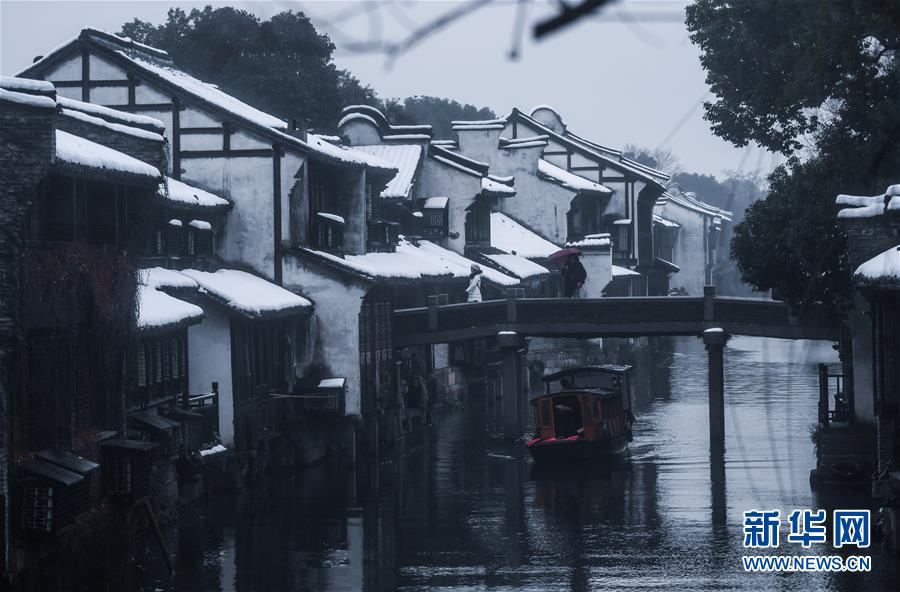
<box><xmin>394</xmin><ymin>292</ymin><xmax>838</xmax><ymax>344</ymax></box>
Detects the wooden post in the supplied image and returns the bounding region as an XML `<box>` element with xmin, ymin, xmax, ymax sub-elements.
<box><xmin>427</xmin><ymin>295</ymin><xmax>439</xmax><ymax>331</ymax></box>
<box><xmin>703</xmin><ymin>328</ymin><xmax>726</xmax><ymax>451</ymax></box>
<box><xmin>818</xmin><ymin>363</ymin><xmax>830</xmax><ymax>429</ymax></box>
<box><xmin>498</xmin><ymin>331</ymin><xmax>523</xmax><ymax>439</ymax></box>
<box><xmin>506</xmin><ymin>291</ymin><xmax>517</xmax><ymax>323</ymax></box>
<box><xmin>703</xmin><ymin>284</ymin><xmax>716</xmax><ymax>323</ymax></box>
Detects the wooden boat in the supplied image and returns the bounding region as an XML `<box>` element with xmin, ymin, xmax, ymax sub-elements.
<box><xmin>526</xmin><ymin>365</ymin><xmax>635</xmax><ymax>464</ymax></box>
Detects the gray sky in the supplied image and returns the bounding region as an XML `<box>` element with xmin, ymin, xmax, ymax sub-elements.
<box><xmin>1</xmin><ymin>0</ymin><xmax>783</xmax><ymax>180</ymax></box>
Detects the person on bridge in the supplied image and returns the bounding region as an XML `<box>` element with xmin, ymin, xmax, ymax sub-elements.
<box><xmin>562</xmin><ymin>254</ymin><xmax>587</xmax><ymax>297</ymax></box>
<box><xmin>466</xmin><ymin>264</ymin><xmax>483</xmax><ymax>303</ymax></box>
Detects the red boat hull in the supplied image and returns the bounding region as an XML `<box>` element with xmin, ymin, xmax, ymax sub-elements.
<box><xmin>527</xmin><ymin>436</ymin><xmax>628</xmax><ymax>464</ymax></box>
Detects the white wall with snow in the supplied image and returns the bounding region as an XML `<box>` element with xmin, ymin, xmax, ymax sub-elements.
<box><xmin>188</xmin><ymin>305</ymin><xmax>236</xmax><ymax>445</ymax></box>
<box><xmin>282</xmin><ymin>256</ymin><xmax>368</xmax><ymax>417</ymax></box>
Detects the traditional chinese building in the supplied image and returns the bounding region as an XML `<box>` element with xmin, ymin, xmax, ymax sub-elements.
<box><xmin>835</xmin><ymin>184</ymin><xmax>899</xmax><ymax>548</ymax></box>
<box><xmin>17</xmin><ymin>29</ymin><xmax>413</xmax><ymax>455</ymax></box>
<box><xmin>653</xmin><ymin>187</ymin><xmax>732</xmax><ymax>295</ymax></box>
<box><xmin>0</xmin><ymin>75</ymin><xmax>165</xmax><ymax>579</ymax></box>
<box><xmin>337</xmin><ymin>105</ymin><xmax>550</xmax><ymax>294</ymax></box>
<box><xmin>449</xmin><ymin>105</ymin><xmax>673</xmax><ymax>295</ymax></box>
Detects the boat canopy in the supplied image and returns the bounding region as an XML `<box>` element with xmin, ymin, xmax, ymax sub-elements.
<box><xmin>541</xmin><ymin>364</ymin><xmax>632</xmax><ymax>383</ymax></box>
<box><xmin>530</xmin><ymin>389</ymin><xmax>620</xmax><ymax>403</ymax></box>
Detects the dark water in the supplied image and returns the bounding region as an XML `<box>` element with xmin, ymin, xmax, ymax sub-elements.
<box><xmin>116</xmin><ymin>337</ymin><xmax>897</xmax><ymax>591</ymax></box>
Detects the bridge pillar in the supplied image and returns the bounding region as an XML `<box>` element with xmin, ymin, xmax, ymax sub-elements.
<box><xmin>498</xmin><ymin>331</ymin><xmax>525</xmax><ymax>439</ymax></box>
<box><xmin>703</xmin><ymin>327</ymin><xmax>727</xmax><ymax>451</ymax></box>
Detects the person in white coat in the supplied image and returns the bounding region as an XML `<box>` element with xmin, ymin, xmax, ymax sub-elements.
<box><xmin>466</xmin><ymin>264</ymin><xmax>483</xmax><ymax>302</ymax></box>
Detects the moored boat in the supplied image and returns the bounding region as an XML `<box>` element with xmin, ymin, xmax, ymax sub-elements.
<box><xmin>527</xmin><ymin>365</ymin><xmax>635</xmax><ymax>464</ymax></box>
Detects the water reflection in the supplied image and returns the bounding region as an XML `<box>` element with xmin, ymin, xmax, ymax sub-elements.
<box><xmin>115</xmin><ymin>337</ymin><xmax>896</xmax><ymax>592</ymax></box>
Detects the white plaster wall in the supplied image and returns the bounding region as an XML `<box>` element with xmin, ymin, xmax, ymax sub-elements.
<box><xmin>579</xmin><ymin>248</ymin><xmax>613</xmax><ymax>297</ymax></box>
<box><xmin>417</xmin><ymin>158</ymin><xmax>481</xmax><ymax>254</ymax></box>
<box><xmin>279</xmin><ymin>151</ymin><xmax>304</xmax><ymax>245</ymax></box>
<box><xmin>181</xmin><ymin>108</ymin><xmax>220</xmax><ymax>128</ymax></box>
<box><xmin>658</xmin><ymin>202</ymin><xmax>708</xmax><ymax>295</ymax></box>
<box><xmin>850</xmin><ymin>297</ymin><xmax>875</xmax><ymax>424</ymax></box>
<box><xmin>182</xmin><ymin>156</ymin><xmax>276</xmax><ymax>278</ymax></box>
<box><xmin>462</xmin><ymin>143</ymin><xmax>572</xmax><ymax>246</ymax></box>
<box><xmin>455</xmin><ymin>128</ymin><xmax>502</xmax><ymax>163</ymax></box>
<box><xmin>231</xmin><ymin>129</ymin><xmax>271</xmax><ymax>150</ymax></box>
<box><xmin>88</xmin><ymin>53</ymin><xmax>128</xmax><ymax>79</ymax></box>
<box><xmin>187</xmin><ymin>306</ymin><xmax>235</xmax><ymax>445</ymax></box>
<box><xmin>91</xmin><ymin>86</ymin><xmax>128</xmax><ymax>105</ymax></box>
<box><xmin>180</xmin><ymin>133</ymin><xmax>223</xmax><ymax>151</ymax></box>
<box><xmin>44</xmin><ymin>54</ymin><xmax>81</xmax><ymax>80</ymax></box>
<box><xmin>54</xmin><ymin>86</ymin><xmax>82</xmax><ymax>101</ymax></box>
<box><xmin>135</xmin><ymin>83</ymin><xmax>171</xmax><ymax>104</ymax></box>
<box><xmin>343</xmin><ymin>170</ymin><xmax>367</xmax><ymax>256</ymax></box>
<box><xmin>282</xmin><ymin>256</ymin><xmax>367</xmax><ymax>416</ymax></box>
<box><xmin>341</xmin><ymin>119</ymin><xmax>381</xmax><ymax>146</ymax></box>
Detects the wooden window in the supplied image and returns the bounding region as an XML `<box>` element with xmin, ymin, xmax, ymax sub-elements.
<box><xmin>36</xmin><ymin>176</ymin><xmax>130</xmax><ymax>245</ymax></box>
<box><xmin>130</xmin><ymin>332</ymin><xmax>187</xmax><ymax>407</ymax></box>
<box><xmin>465</xmin><ymin>200</ymin><xmax>491</xmax><ymax>246</ymax></box>
<box><xmin>231</xmin><ymin>320</ymin><xmax>288</xmax><ymax>404</ymax></box>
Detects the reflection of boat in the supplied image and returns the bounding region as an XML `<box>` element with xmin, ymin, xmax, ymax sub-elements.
<box><xmin>526</xmin><ymin>365</ymin><xmax>634</xmax><ymax>464</ymax></box>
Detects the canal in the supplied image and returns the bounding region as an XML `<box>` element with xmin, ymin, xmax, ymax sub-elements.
<box><xmin>110</xmin><ymin>337</ymin><xmax>897</xmax><ymax>591</ymax></box>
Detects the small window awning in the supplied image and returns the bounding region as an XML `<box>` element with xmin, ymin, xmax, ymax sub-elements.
<box><xmin>654</xmin><ymin>257</ymin><xmax>681</xmax><ymax>273</ymax></box>
<box><xmin>35</xmin><ymin>449</ymin><xmax>99</xmax><ymax>476</ymax></box>
<box><xmin>130</xmin><ymin>410</ymin><xmax>181</xmax><ymax>433</ymax></box>
<box><xmin>180</xmin><ymin>269</ymin><xmax>313</xmax><ymax>320</ymax></box>
<box><xmin>21</xmin><ymin>458</ymin><xmax>84</xmax><ymax>487</ymax></box>
<box><xmin>100</xmin><ymin>439</ymin><xmax>158</xmax><ymax>452</ymax></box>
<box><xmin>422</xmin><ymin>196</ymin><xmax>449</xmax><ymax>209</ymax></box>
<box><xmin>318</xmin><ymin>377</ymin><xmax>347</xmax><ymax>390</ymax></box>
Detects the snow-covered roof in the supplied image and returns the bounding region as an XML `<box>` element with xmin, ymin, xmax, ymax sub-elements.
<box><xmin>300</xmin><ymin>236</ymin><xmax>517</xmax><ymax>285</ymax></box>
<box><xmin>653</xmin><ymin>213</ymin><xmax>680</xmax><ymax>228</ymax></box>
<box><xmin>22</xmin><ymin>29</ymin><xmax>395</xmax><ymax>172</ymax></box>
<box><xmin>482</xmin><ymin>176</ymin><xmax>516</xmax><ymax>196</ymax></box>
<box><xmin>612</xmin><ymin>265</ymin><xmax>640</xmax><ymax>277</ymax></box>
<box><xmin>415</xmin><ymin>241</ymin><xmax>519</xmax><ymax>286</ymax></box>
<box><xmin>661</xmin><ymin>190</ymin><xmax>733</xmax><ymax>220</ymax></box>
<box><xmin>137</xmin><ymin>284</ymin><xmax>204</xmax><ymax>331</ymax></box>
<box><xmin>139</xmin><ymin>267</ymin><xmax>199</xmax><ymax>290</ymax></box>
<box><xmin>181</xmin><ymin>269</ymin><xmax>312</xmax><ymax>319</ymax></box>
<box><xmin>490</xmin><ymin>211</ymin><xmax>560</xmax><ymax>259</ymax></box>
<box><xmin>317</xmin><ymin>212</ymin><xmax>345</xmax><ymax>224</ymax></box>
<box><xmin>353</xmin><ymin>144</ymin><xmax>423</xmax><ymax>199</ymax></box>
<box><xmin>137</xmin><ymin>267</ymin><xmax>203</xmax><ymax>331</ymax></box>
<box><xmin>0</xmin><ymin>77</ymin><xmax>56</xmax><ymax>109</ymax></box>
<box><xmin>54</xmin><ymin>130</ymin><xmax>161</xmax><ymax>181</ymax></box>
<box><xmin>60</xmin><ymin>107</ymin><xmax>165</xmax><ymax>142</ymax></box>
<box><xmin>510</xmin><ymin>108</ymin><xmax>668</xmax><ymax>188</ymax></box>
<box><xmin>837</xmin><ymin>185</ymin><xmax>900</xmax><ymax>219</ymax></box>
<box><xmin>57</xmin><ymin>96</ymin><xmax>165</xmax><ymax>132</ymax></box>
<box><xmin>161</xmin><ymin>177</ymin><xmax>230</xmax><ymax>210</ymax></box>
<box><xmin>567</xmin><ymin>233</ymin><xmax>612</xmax><ymax>248</ymax></box>
<box><xmin>500</xmin><ymin>136</ymin><xmax>549</xmax><ymax>150</ymax></box>
<box><xmin>482</xmin><ymin>253</ymin><xmax>549</xmax><ymax>280</ymax></box>
<box><xmin>1</xmin><ymin>75</ymin><xmax>54</xmax><ymax>93</ymax></box>
<box><xmin>538</xmin><ymin>159</ymin><xmax>611</xmax><ymax>194</ymax></box>
<box><xmin>452</xmin><ymin>122</ymin><xmax>505</xmax><ymax>131</ymax></box>
<box><xmin>188</xmin><ymin>220</ymin><xmax>212</xmax><ymax>230</ymax></box>
<box><xmin>854</xmin><ymin>244</ymin><xmax>900</xmax><ymax>288</ymax></box>
<box><xmin>0</xmin><ymin>87</ymin><xmax>56</xmax><ymax>110</ymax></box>
<box><xmin>305</xmin><ymin>133</ymin><xmax>397</xmax><ymax>172</ymax></box>
<box><xmin>428</xmin><ymin>144</ymin><xmax>490</xmax><ymax>178</ymax></box>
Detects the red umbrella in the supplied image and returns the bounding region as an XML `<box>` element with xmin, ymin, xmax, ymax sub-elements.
<box><xmin>546</xmin><ymin>247</ymin><xmax>582</xmax><ymax>266</ymax></box>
